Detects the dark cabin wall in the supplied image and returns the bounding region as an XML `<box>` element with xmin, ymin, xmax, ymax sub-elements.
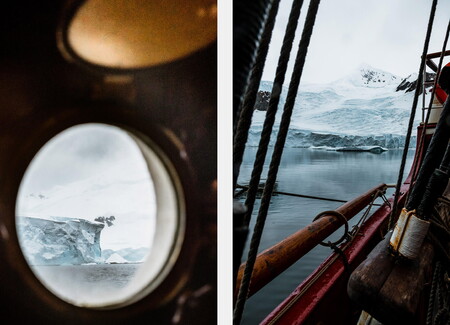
<box><xmin>0</xmin><ymin>2</ymin><xmax>216</xmax><ymax>324</ymax></box>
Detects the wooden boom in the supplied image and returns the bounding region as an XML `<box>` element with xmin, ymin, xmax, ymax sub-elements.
<box><xmin>235</xmin><ymin>183</ymin><xmax>387</xmax><ymax>299</ymax></box>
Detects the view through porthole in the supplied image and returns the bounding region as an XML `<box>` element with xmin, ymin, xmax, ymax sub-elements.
<box><xmin>15</xmin><ymin>123</ymin><xmax>182</xmax><ymax>307</ymax></box>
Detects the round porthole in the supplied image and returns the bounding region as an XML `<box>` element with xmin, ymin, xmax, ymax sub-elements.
<box><xmin>15</xmin><ymin>123</ymin><xmax>184</xmax><ymax>308</ymax></box>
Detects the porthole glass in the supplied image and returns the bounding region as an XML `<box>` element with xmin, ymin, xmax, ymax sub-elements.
<box><xmin>15</xmin><ymin>124</ymin><xmax>184</xmax><ymax>308</ymax></box>
<box><xmin>65</xmin><ymin>0</ymin><xmax>217</xmax><ymax>68</ymax></box>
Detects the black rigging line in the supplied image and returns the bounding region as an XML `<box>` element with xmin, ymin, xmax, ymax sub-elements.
<box><xmin>389</xmin><ymin>0</ymin><xmax>439</xmax><ymax>229</ymax></box>
<box><xmin>234</xmin><ymin>1</ymin><xmax>322</xmax><ymax>324</ymax></box>
<box><xmin>233</xmin><ymin>0</ymin><xmax>281</xmax><ymax>192</ymax></box>
<box><xmin>241</xmin><ymin>0</ymin><xmax>306</xmax><ymax>227</ymax></box>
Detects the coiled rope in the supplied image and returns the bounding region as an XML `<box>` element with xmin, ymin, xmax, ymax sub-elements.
<box><xmin>388</xmin><ymin>0</ymin><xmax>439</xmax><ymax>230</ymax></box>
<box><xmin>233</xmin><ymin>1</ymin><xmax>322</xmax><ymax>324</ymax></box>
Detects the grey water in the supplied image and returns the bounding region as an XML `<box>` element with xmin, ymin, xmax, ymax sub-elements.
<box><xmin>237</xmin><ymin>147</ymin><xmax>415</xmax><ymax>325</ymax></box>
<box><xmin>33</xmin><ymin>264</ymin><xmax>140</xmax><ymax>305</ymax></box>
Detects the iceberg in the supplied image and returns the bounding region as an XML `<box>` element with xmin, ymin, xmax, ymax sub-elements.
<box><xmin>105</xmin><ymin>253</ymin><xmax>128</xmax><ymax>264</ymax></box>
<box><xmin>102</xmin><ymin>247</ymin><xmax>149</xmax><ymax>263</ymax></box>
<box><xmin>335</xmin><ymin>146</ymin><xmax>388</xmax><ymax>154</ymax></box>
<box><xmin>17</xmin><ymin>216</ymin><xmax>105</xmax><ymax>265</ymax></box>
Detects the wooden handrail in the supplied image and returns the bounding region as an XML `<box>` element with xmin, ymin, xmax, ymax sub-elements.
<box><xmin>235</xmin><ymin>183</ymin><xmax>387</xmax><ymax>299</ymax></box>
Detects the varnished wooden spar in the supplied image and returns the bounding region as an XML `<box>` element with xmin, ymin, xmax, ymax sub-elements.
<box><xmin>235</xmin><ymin>183</ymin><xmax>387</xmax><ymax>298</ymax></box>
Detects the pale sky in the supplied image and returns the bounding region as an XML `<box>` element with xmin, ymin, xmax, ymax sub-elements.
<box><xmin>262</xmin><ymin>0</ymin><xmax>450</xmax><ymax>84</ymax></box>
<box><xmin>18</xmin><ymin>124</ymin><xmax>145</xmax><ymax>194</ymax></box>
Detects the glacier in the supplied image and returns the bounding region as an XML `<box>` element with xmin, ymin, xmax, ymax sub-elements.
<box><xmin>248</xmin><ymin>64</ymin><xmax>428</xmax><ymax>149</ymax></box>
<box><xmin>17</xmin><ymin>216</ymin><xmax>105</xmax><ymax>265</ymax></box>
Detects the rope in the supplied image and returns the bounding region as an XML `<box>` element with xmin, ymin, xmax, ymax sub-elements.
<box><xmin>235</xmin><ymin>184</ymin><xmax>386</xmax><ymax>205</ymax></box>
<box><xmin>427</xmin><ymin>261</ymin><xmax>450</xmax><ymax>325</ymax></box>
<box><xmin>233</xmin><ymin>0</ymin><xmax>273</xmax><ymax>130</ymax></box>
<box><xmin>411</xmin><ymin>18</ymin><xmax>450</xmax><ymax>187</ymax></box>
<box><xmin>388</xmin><ymin>0</ymin><xmax>439</xmax><ymax>230</ymax></box>
<box><xmin>427</xmin><ymin>263</ymin><xmax>440</xmax><ymax>325</ymax></box>
<box><xmin>265</xmin><ymin>189</ymin><xmax>384</xmax><ymax>324</ymax></box>
<box><xmin>350</xmin><ymin>190</ymin><xmax>386</xmax><ymax>238</ymax></box>
<box><xmin>329</xmin><ymin>243</ymin><xmax>350</xmax><ymax>272</ymax></box>
<box><xmin>233</xmin><ymin>1</ymin><xmax>321</xmax><ymax>323</ymax></box>
<box><xmin>233</xmin><ymin>0</ymin><xmax>281</xmax><ymax>190</ymax></box>
<box><xmin>429</xmin><ymin>203</ymin><xmax>450</xmax><ymax>264</ymax></box>
<box><xmin>241</xmin><ymin>0</ymin><xmax>306</xmax><ymax>226</ymax></box>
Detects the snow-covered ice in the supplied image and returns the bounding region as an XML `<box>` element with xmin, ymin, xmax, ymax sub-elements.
<box><xmin>17</xmin><ymin>216</ymin><xmax>104</xmax><ymax>265</ymax></box>
<box><xmin>248</xmin><ymin>64</ymin><xmax>428</xmax><ymax>148</ymax></box>
<box><xmin>105</xmin><ymin>253</ymin><xmax>128</xmax><ymax>264</ymax></box>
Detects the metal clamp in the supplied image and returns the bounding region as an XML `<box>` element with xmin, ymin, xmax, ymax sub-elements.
<box><xmin>313</xmin><ymin>210</ymin><xmax>349</xmax><ymax>247</ymax></box>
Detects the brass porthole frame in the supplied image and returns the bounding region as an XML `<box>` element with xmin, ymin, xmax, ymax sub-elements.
<box><xmin>56</xmin><ymin>0</ymin><xmax>218</xmax><ymax>74</ymax></box>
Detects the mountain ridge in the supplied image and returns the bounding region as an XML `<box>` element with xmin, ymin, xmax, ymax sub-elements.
<box><xmin>250</xmin><ymin>65</ymin><xmax>428</xmax><ymax>148</ymax></box>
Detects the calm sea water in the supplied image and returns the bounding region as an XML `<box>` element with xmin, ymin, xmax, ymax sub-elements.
<box><xmin>33</xmin><ymin>264</ymin><xmax>140</xmax><ymax>306</ymax></box>
<box><xmin>237</xmin><ymin>147</ymin><xmax>415</xmax><ymax>325</ymax></box>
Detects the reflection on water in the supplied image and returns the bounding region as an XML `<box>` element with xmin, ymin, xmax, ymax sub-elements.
<box><xmin>238</xmin><ymin>147</ymin><xmax>414</xmax><ymax>325</ymax></box>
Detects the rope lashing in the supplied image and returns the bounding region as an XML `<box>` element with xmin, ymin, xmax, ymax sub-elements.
<box><xmin>233</xmin><ymin>0</ymin><xmax>281</xmax><ymax>190</ymax></box>
<box><xmin>389</xmin><ymin>0</ymin><xmax>439</xmax><ymax>230</ymax></box>
<box><xmin>233</xmin><ymin>1</ymin><xmax>322</xmax><ymax>323</ymax></box>
<box><xmin>389</xmin><ymin>208</ymin><xmax>431</xmax><ymax>260</ymax></box>
<box><xmin>390</xmin><ymin>140</ymin><xmax>450</xmax><ymax>259</ymax></box>
<box><xmin>241</xmin><ymin>0</ymin><xmax>307</xmax><ymax>227</ymax></box>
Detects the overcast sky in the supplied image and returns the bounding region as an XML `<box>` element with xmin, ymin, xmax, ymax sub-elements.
<box><xmin>262</xmin><ymin>0</ymin><xmax>450</xmax><ymax>84</ymax></box>
<box><xmin>19</xmin><ymin>124</ymin><xmax>143</xmax><ymax>194</ymax></box>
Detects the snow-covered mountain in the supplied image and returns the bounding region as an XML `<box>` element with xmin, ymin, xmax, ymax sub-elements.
<box><xmin>249</xmin><ymin>64</ymin><xmax>425</xmax><ymax>148</ymax></box>
<box><xmin>335</xmin><ymin>63</ymin><xmax>400</xmax><ymax>88</ymax></box>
